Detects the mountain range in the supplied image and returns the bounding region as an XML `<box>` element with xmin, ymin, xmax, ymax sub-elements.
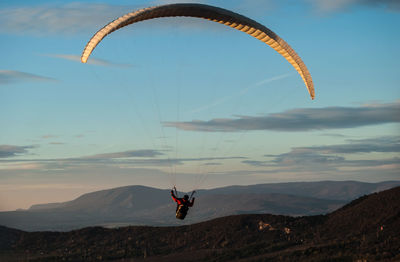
<box><xmin>0</xmin><ymin>180</ymin><xmax>399</xmax><ymax>231</ymax></box>
<box><xmin>1</xmin><ymin>185</ymin><xmax>399</xmax><ymax>261</ymax></box>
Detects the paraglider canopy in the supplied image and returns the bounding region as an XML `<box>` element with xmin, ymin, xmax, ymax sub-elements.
<box><xmin>81</xmin><ymin>3</ymin><xmax>315</xmax><ymax>100</ymax></box>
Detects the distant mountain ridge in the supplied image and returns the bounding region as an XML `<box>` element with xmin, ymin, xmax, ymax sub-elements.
<box><xmin>0</xmin><ymin>180</ymin><xmax>399</xmax><ymax>231</ymax></box>
<box><xmin>1</xmin><ymin>186</ymin><xmax>399</xmax><ymax>261</ymax></box>
<box><xmin>201</xmin><ymin>180</ymin><xmax>400</xmax><ymax>200</ymax></box>
<box><xmin>30</xmin><ymin>185</ymin><xmax>170</xmax><ymax>212</ymax></box>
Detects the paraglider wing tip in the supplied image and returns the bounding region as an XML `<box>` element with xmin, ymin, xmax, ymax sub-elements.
<box><xmin>309</xmin><ymin>88</ymin><xmax>315</xmax><ymax>100</ymax></box>
<box><xmin>81</xmin><ymin>57</ymin><xmax>87</xmax><ymax>63</ymax></box>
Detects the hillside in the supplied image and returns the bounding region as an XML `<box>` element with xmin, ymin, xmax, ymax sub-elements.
<box><xmin>203</xmin><ymin>180</ymin><xmax>400</xmax><ymax>200</ymax></box>
<box><xmin>1</xmin><ymin>180</ymin><xmax>398</xmax><ymax>231</ymax></box>
<box><xmin>0</xmin><ymin>186</ymin><xmax>399</xmax><ymax>261</ymax></box>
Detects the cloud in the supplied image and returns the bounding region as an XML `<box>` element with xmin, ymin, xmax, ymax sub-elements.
<box><xmin>242</xmin><ymin>136</ymin><xmax>400</xmax><ymax>174</ymax></box>
<box><xmin>307</xmin><ymin>0</ymin><xmax>400</xmax><ymax>13</ymax></box>
<box><xmin>42</xmin><ymin>135</ymin><xmax>57</xmax><ymax>139</ymax></box>
<box><xmin>240</xmin><ymin>157</ymin><xmax>400</xmax><ymax>179</ymax></box>
<box><xmin>0</xmin><ymin>183</ymin><xmax>92</xmax><ymax>190</ymax></box>
<box><xmin>266</xmin><ymin>150</ymin><xmax>346</xmax><ymax>166</ymax></box>
<box><xmin>165</xmin><ymin>101</ymin><xmax>400</xmax><ymax>132</ymax></box>
<box><xmin>1</xmin><ymin>139</ymin><xmax>398</xmax><ymax>183</ymax></box>
<box><xmin>263</xmin><ymin>150</ymin><xmax>399</xmax><ymax>169</ymax></box>
<box><xmin>267</xmin><ymin>136</ymin><xmax>400</xmax><ymax>163</ymax></box>
<box><xmin>45</xmin><ymin>54</ymin><xmax>133</xmax><ymax>68</ymax></box>
<box><xmin>241</xmin><ymin>149</ymin><xmax>400</xmax><ymax>178</ymax></box>
<box><xmin>83</xmin><ymin>149</ymin><xmax>165</xmax><ymax>159</ymax></box>
<box><xmin>0</xmin><ymin>162</ymin><xmax>44</xmax><ymax>170</ymax></box>
<box><xmin>69</xmin><ymin>155</ymin><xmax>244</xmax><ymax>166</ymax></box>
<box><xmin>241</xmin><ymin>160</ymin><xmax>269</xmax><ymax>167</ymax></box>
<box><xmin>203</xmin><ymin>162</ymin><xmax>222</xmax><ymax>166</ymax></box>
<box><xmin>0</xmin><ymin>70</ymin><xmax>56</xmax><ymax>84</ymax></box>
<box><xmin>319</xmin><ymin>133</ymin><xmax>347</xmax><ymax>138</ymax></box>
<box><xmin>1</xmin><ymin>0</ymin><xmax>396</xmax><ymax>37</ymax></box>
<box><xmin>0</xmin><ymin>148</ymin><xmax>245</xmax><ymax>171</ymax></box>
<box><xmin>0</xmin><ymin>2</ymin><xmax>237</xmax><ymax>36</ymax></box>
<box><xmin>0</xmin><ymin>3</ymin><xmax>132</xmax><ymax>35</ymax></box>
<box><xmin>0</xmin><ymin>145</ymin><xmax>36</xmax><ymax>158</ymax></box>
<box><xmin>298</xmin><ymin>136</ymin><xmax>400</xmax><ymax>154</ymax></box>
<box><xmin>0</xmin><ymin>1</ymin><xmax>281</xmax><ymax>37</ymax></box>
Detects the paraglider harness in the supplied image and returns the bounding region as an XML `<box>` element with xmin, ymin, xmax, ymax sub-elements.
<box><xmin>172</xmin><ymin>187</ymin><xmax>195</xmax><ymax>220</ymax></box>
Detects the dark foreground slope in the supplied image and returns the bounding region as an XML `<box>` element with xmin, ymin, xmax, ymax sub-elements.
<box><xmin>1</xmin><ymin>186</ymin><xmax>399</xmax><ymax>262</ymax></box>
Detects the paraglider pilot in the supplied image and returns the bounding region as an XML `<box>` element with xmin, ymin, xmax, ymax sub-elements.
<box><xmin>171</xmin><ymin>188</ymin><xmax>195</xmax><ymax>220</ymax></box>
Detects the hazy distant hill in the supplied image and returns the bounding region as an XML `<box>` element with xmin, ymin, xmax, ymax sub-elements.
<box><xmin>30</xmin><ymin>185</ymin><xmax>171</xmax><ymax>214</ymax></box>
<box><xmin>1</xmin><ymin>186</ymin><xmax>399</xmax><ymax>261</ymax></box>
<box><xmin>203</xmin><ymin>180</ymin><xmax>400</xmax><ymax>200</ymax></box>
<box><xmin>0</xmin><ymin>180</ymin><xmax>399</xmax><ymax>231</ymax></box>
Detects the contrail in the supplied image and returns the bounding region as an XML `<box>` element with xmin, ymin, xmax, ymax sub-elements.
<box><xmin>43</xmin><ymin>54</ymin><xmax>133</xmax><ymax>67</ymax></box>
<box><xmin>190</xmin><ymin>73</ymin><xmax>293</xmax><ymax>113</ymax></box>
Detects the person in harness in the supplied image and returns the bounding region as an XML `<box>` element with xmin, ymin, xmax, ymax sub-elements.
<box><xmin>171</xmin><ymin>188</ymin><xmax>195</xmax><ymax>220</ymax></box>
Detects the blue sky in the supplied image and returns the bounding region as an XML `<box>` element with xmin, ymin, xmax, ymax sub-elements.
<box><xmin>0</xmin><ymin>0</ymin><xmax>399</xmax><ymax>211</ymax></box>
